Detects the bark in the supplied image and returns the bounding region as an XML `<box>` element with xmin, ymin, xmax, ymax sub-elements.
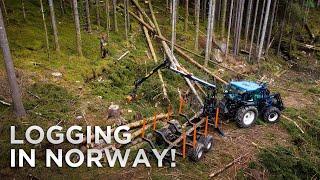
<box><xmin>40</xmin><ymin>0</ymin><xmax>50</xmax><ymax>59</ymax></box>
<box><xmin>72</xmin><ymin>0</ymin><xmax>83</xmax><ymax>56</ymax></box>
<box><xmin>184</xmin><ymin>0</ymin><xmax>189</xmax><ymax>32</ymax></box>
<box><xmin>96</xmin><ymin>0</ymin><xmax>101</xmax><ymax>27</ymax></box>
<box><xmin>171</xmin><ymin>0</ymin><xmax>177</xmax><ymax>52</ymax></box>
<box><xmin>220</xmin><ymin>0</ymin><xmax>227</xmax><ymax>38</ymax></box>
<box><xmin>105</xmin><ymin>0</ymin><xmax>110</xmax><ymax>36</ymax></box>
<box><xmin>256</xmin><ymin>0</ymin><xmax>266</xmax><ymax>53</ymax></box>
<box><xmin>257</xmin><ymin>0</ymin><xmax>272</xmax><ymax>62</ymax></box>
<box><xmin>113</xmin><ymin>0</ymin><xmax>118</xmax><ymax>32</ymax></box>
<box><xmin>21</xmin><ymin>0</ymin><xmax>26</xmax><ymax>20</ymax></box>
<box><xmin>202</xmin><ymin>0</ymin><xmax>207</xmax><ymax>21</ymax></box>
<box><xmin>244</xmin><ymin>0</ymin><xmax>253</xmax><ymax>49</ymax></box>
<box><xmin>204</xmin><ymin>0</ymin><xmax>215</xmax><ymax>67</ymax></box>
<box><xmin>249</xmin><ymin>0</ymin><xmax>260</xmax><ymax>62</ymax></box>
<box><xmin>265</xmin><ymin>0</ymin><xmax>277</xmax><ymax>55</ymax></box>
<box><xmin>226</xmin><ymin>0</ymin><xmax>234</xmax><ymax>55</ymax></box>
<box><xmin>124</xmin><ymin>0</ymin><xmax>129</xmax><ymax>41</ymax></box>
<box><xmin>0</xmin><ymin>0</ymin><xmax>8</xmax><ymax>23</ymax></box>
<box><xmin>84</xmin><ymin>0</ymin><xmax>92</xmax><ymax>33</ymax></box>
<box><xmin>194</xmin><ymin>0</ymin><xmax>200</xmax><ymax>51</ymax></box>
<box><xmin>48</xmin><ymin>0</ymin><xmax>60</xmax><ymax>52</ymax></box>
<box><xmin>0</xmin><ymin>8</ymin><xmax>26</xmax><ymax>117</ymax></box>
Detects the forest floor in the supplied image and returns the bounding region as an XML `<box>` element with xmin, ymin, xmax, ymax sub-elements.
<box><xmin>0</xmin><ymin>0</ymin><xmax>320</xmax><ymax>179</ymax></box>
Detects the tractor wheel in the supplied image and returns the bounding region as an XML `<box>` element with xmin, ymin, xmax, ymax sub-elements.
<box><xmin>198</xmin><ymin>135</ymin><xmax>214</xmax><ymax>152</ymax></box>
<box><xmin>188</xmin><ymin>142</ymin><xmax>205</xmax><ymax>162</ymax></box>
<box><xmin>236</xmin><ymin>106</ymin><xmax>258</xmax><ymax>128</ymax></box>
<box><xmin>263</xmin><ymin>107</ymin><xmax>281</xmax><ymax>123</ymax></box>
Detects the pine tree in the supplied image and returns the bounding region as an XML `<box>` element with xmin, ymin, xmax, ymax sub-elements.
<box><xmin>48</xmin><ymin>0</ymin><xmax>60</xmax><ymax>52</ymax></box>
<box><xmin>72</xmin><ymin>0</ymin><xmax>83</xmax><ymax>56</ymax></box>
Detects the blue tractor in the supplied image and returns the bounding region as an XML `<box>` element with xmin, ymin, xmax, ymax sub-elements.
<box><xmin>220</xmin><ymin>81</ymin><xmax>285</xmax><ymax>128</ymax></box>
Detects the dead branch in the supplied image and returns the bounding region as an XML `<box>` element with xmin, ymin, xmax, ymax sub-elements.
<box><xmin>209</xmin><ymin>153</ymin><xmax>249</xmax><ymax>177</ymax></box>
<box><xmin>0</xmin><ymin>99</ymin><xmax>11</xmax><ymax>106</ymax></box>
<box><xmin>117</xmin><ymin>51</ymin><xmax>130</xmax><ymax>61</ymax></box>
<box><xmin>282</xmin><ymin>115</ymin><xmax>305</xmax><ymax>134</ymax></box>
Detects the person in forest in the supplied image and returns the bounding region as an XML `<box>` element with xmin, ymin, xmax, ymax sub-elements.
<box><xmin>99</xmin><ymin>33</ymin><xmax>109</xmax><ymax>58</ymax></box>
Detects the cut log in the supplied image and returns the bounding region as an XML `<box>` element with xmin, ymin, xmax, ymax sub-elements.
<box><xmin>130</xmin><ymin>0</ymin><xmax>155</xmax><ymax>28</ymax></box>
<box><xmin>117</xmin><ymin>51</ymin><xmax>130</xmax><ymax>61</ymax></box>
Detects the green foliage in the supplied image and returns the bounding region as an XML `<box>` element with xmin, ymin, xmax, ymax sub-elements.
<box><xmin>259</xmin><ymin>146</ymin><xmax>320</xmax><ymax>179</ymax></box>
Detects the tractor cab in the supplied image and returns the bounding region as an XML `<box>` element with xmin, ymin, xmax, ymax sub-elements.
<box><xmin>221</xmin><ymin>80</ymin><xmax>284</xmax><ymax>128</ymax></box>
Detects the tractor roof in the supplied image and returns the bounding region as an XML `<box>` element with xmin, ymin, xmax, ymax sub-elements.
<box><xmin>230</xmin><ymin>81</ymin><xmax>262</xmax><ymax>92</ymax></box>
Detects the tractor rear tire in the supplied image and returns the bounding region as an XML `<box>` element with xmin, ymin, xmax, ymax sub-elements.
<box><xmin>198</xmin><ymin>135</ymin><xmax>214</xmax><ymax>152</ymax></box>
<box><xmin>188</xmin><ymin>142</ymin><xmax>205</xmax><ymax>162</ymax></box>
<box><xmin>236</xmin><ymin>106</ymin><xmax>258</xmax><ymax>128</ymax></box>
<box><xmin>263</xmin><ymin>107</ymin><xmax>281</xmax><ymax>123</ymax></box>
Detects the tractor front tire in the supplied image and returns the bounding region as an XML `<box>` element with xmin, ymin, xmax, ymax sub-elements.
<box><xmin>263</xmin><ymin>106</ymin><xmax>281</xmax><ymax>123</ymax></box>
<box><xmin>236</xmin><ymin>106</ymin><xmax>258</xmax><ymax>128</ymax></box>
<box><xmin>198</xmin><ymin>135</ymin><xmax>214</xmax><ymax>152</ymax></box>
<box><xmin>188</xmin><ymin>142</ymin><xmax>205</xmax><ymax>162</ymax></box>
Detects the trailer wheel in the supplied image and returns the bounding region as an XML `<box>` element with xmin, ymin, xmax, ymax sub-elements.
<box><xmin>168</xmin><ymin>120</ymin><xmax>182</xmax><ymax>134</ymax></box>
<box><xmin>236</xmin><ymin>106</ymin><xmax>258</xmax><ymax>128</ymax></box>
<box><xmin>188</xmin><ymin>142</ymin><xmax>205</xmax><ymax>162</ymax></box>
<box><xmin>198</xmin><ymin>135</ymin><xmax>214</xmax><ymax>152</ymax></box>
<box><xmin>263</xmin><ymin>106</ymin><xmax>281</xmax><ymax>123</ymax></box>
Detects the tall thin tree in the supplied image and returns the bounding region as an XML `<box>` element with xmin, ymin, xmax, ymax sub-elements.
<box><xmin>21</xmin><ymin>0</ymin><xmax>26</xmax><ymax>20</ymax></box>
<box><xmin>194</xmin><ymin>0</ymin><xmax>200</xmax><ymax>50</ymax></box>
<box><xmin>184</xmin><ymin>0</ymin><xmax>189</xmax><ymax>32</ymax></box>
<box><xmin>96</xmin><ymin>0</ymin><xmax>101</xmax><ymax>27</ymax></box>
<box><xmin>84</xmin><ymin>0</ymin><xmax>92</xmax><ymax>33</ymax></box>
<box><xmin>48</xmin><ymin>0</ymin><xmax>60</xmax><ymax>52</ymax></box>
<box><xmin>265</xmin><ymin>0</ymin><xmax>277</xmax><ymax>55</ymax></box>
<box><xmin>226</xmin><ymin>0</ymin><xmax>234</xmax><ymax>55</ymax></box>
<box><xmin>171</xmin><ymin>0</ymin><xmax>177</xmax><ymax>52</ymax></box>
<box><xmin>105</xmin><ymin>0</ymin><xmax>110</xmax><ymax>36</ymax></box>
<box><xmin>0</xmin><ymin>8</ymin><xmax>26</xmax><ymax>117</ymax></box>
<box><xmin>204</xmin><ymin>0</ymin><xmax>215</xmax><ymax>67</ymax></box>
<box><xmin>60</xmin><ymin>0</ymin><xmax>65</xmax><ymax>15</ymax></box>
<box><xmin>256</xmin><ymin>0</ymin><xmax>266</xmax><ymax>53</ymax></box>
<box><xmin>277</xmin><ymin>0</ymin><xmax>288</xmax><ymax>56</ymax></box>
<box><xmin>244</xmin><ymin>0</ymin><xmax>253</xmax><ymax>49</ymax></box>
<box><xmin>249</xmin><ymin>0</ymin><xmax>260</xmax><ymax>61</ymax></box>
<box><xmin>220</xmin><ymin>0</ymin><xmax>227</xmax><ymax>38</ymax></box>
<box><xmin>257</xmin><ymin>0</ymin><xmax>272</xmax><ymax>62</ymax></box>
<box><xmin>40</xmin><ymin>0</ymin><xmax>50</xmax><ymax>59</ymax></box>
<box><xmin>124</xmin><ymin>0</ymin><xmax>129</xmax><ymax>41</ymax></box>
<box><xmin>113</xmin><ymin>0</ymin><xmax>118</xmax><ymax>32</ymax></box>
<box><xmin>72</xmin><ymin>0</ymin><xmax>83</xmax><ymax>56</ymax></box>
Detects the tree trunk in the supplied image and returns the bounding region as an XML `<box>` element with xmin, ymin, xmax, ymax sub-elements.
<box><xmin>257</xmin><ymin>0</ymin><xmax>271</xmax><ymax>62</ymax></box>
<box><xmin>244</xmin><ymin>0</ymin><xmax>253</xmax><ymax>49</ymax></box>
<box><xmin>204</xmin><ymin>0</ymin><xmax>215</xmax><ymax>67</ymax></box>
<box><xmin>220</xmin><ymin>0</ymin><xmax>227</xmax><ymax>38</ymax></box>
<box><xmin>0</xmin><ymin>0</ymin><xmax>8</xmax><ymax>23</ymax></box>
<box><xmin>249</xmin><ymin>0</ymin><xmax>260</xmax><ymax>62</ymax></box>
<box><xmin>277</xmin><ymin>0</ymin><xmax>288</xmax><ymax>56</ymax></box>
<box><xmin>48</xmin><ymin>0</ymin><xmax>60</xmax><ymax>52</ymax></box>
<box><xmin>60</xmin><ymin>0</ymin><xmax>65</xmax><ymax>15</ymax></box>
<box><xmin>202</xmin><ymin>0</ymin><xmax>207</xmax><ymax>21</ymax></box>
<box><xmin>72</xmin><ymin>0</ymin><xmax>83</xmax><ymax>56</ymax></box>
<box><xmin>84</xmin><ymin>0</ymin><xmax>92</xmax><ymax>33</ymax></box>
<box><xmin>171</xmin><ymin>0</ymin><xmax>177</xmax><ymax>52</ymax></box>
<box><xmin>105</xmin><ymin>0</ymin><xmax>110</xmax><ymax>36</ymax></box>
<box><xmin>256</xmin><ymin>0</ymin><xmax>266</xmax><ymax>53</ymax></box>
<box><xmin>21</xmin><ymin>0</ymin><xmax>26</xmax><ymax>20</ymax></box>
<box><xmin>265</xmin><ymin>0</ymin><xmax>277</xmax><ymax>55</ymax></box>
<box><xmin>184</xmin><ymin>0</ymin><xmax>189</xmax><ymax>32</ymax></box>
<box><xmin>226</xmin><ymin>0</ymin><xmax>234</xmax><ymax>55</ymax></box>
<box><xmin>124</xmin><ymin>0</ymin><xmax>129</xmax><ymax>41</ymax></box>
<box><xmin>194</xmin><ymin>0</ymin><xmax>200</xmax><ymax>51</ymax></box>
<box><xmin>0</xmin><ymin>8</ymin><xmax>26</xmax><ymax>117</ymax></box>
<box><xmin>96</xmin><ymin>0</ymin><xmax>101</xmax><ymax>27</ymax></box>
<box><xmin>113</xmin><ymin>0</ymin><xmax>118</xmax><ymax>32</ymax></box>
<box><xmin>40</xmin><ymin>0</ymin><xmax>50</xmax><ymax>59</ymax></box>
